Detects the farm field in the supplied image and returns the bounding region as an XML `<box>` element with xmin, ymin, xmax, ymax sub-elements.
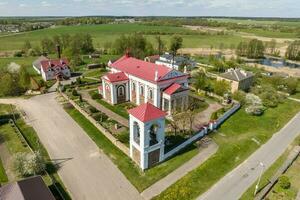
<box><xmin>0</xmin><ymin>24</ymin><xmax>245</xmax><ymax>51</ymax></box>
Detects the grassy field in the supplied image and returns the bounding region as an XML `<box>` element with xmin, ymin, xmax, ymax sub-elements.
<box><xmin>154</xmin><ymin>99</ymin><xmax>300</xmax><ymax>200</ymax></box>
<box><xmin>65</xmin><ymin>105</ymin><xmax>199</xmax><ymax>192</ymax></box>
<box><xmin>0</xmin><ymin>24</ymin><xmax>245</xmax><ymax>51</ymax></box>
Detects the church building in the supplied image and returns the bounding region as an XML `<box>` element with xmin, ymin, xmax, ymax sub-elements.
<box><xmin>99</xmin><ymin>54</ymin><xmax>190</xmax><ymax>115</ymax></box>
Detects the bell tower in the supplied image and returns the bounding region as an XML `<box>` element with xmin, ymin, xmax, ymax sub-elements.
<box><xmin>128</xmin><ymin>103</ymin><xmax>166</xmax><ymax>170</ymax></box>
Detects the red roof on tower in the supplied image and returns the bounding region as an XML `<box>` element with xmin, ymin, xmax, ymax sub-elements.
<box><xmin>103</xmin><ymin>72</ymin><xmax>128</xmax><ymax>83</ymax></box>
<box><xmin>128</xmin><ymin>103</ymin><xmax>166</xmax><ymax>122</ymax></box>
<box><xmin>111</xmin><ymin>55</ymin><xmax>175</xmax><ymax>83</ymax></box>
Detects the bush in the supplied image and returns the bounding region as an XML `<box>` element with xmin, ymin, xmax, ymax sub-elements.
<box><xmin>76</xmin><ymin>77</ymin><xmax>82</xmax><ymax>85</ymax></box>
<box><xmin>278</xmin><ymin>176</ymin><xmax>291</xmax><ymax>189</ymax></box>
<box><xmin>92</xmin><ymin>112</ymin><xmax>108</xmax><ymax>122</ymax></box>
<box><xmin>232</xmin><ymin>91</ymin><xmax>246</xmax><ymax>105</ymax></box>
<box><xmin>14</xmin><ymin>51</ymin><xmax>23</xmax><ymax>57</ymax></box>
<box><xmin>91</xmin><ymin>92</ymin><xmax>100</xmax><ymax>100</ymax></box>
<box><xmin>72</xmin><ymin>89</ymin><xmax>78</xmax><ymax>96</ymax></box>
<box><xmin>245</xmin><ymin>93</ymin><xmax>265</xmax><ymax>116</ymax></box>
<box><xmin>14</xmin><ymin>151</ymin><xmax>46</xmax><ymax>177</ymax></box>
<box><xmin>88</xmin><ymin>106</ymin><xmax>98</xmax><ymax>113</ymax></box>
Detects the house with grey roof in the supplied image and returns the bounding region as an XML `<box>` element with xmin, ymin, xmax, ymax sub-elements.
<box><xmin>32</xmin><ymin>56</ymin><xmax>48</xmax><ymax>74</ymax></box>
<box><xmin>155</xmin><ymin>52</ymin><xmax>196</xmax><ymax>71</ymax></box>
<box><xmin>0</xmin><ymin>176</ymin><xmax>55</xmax><ymax>200</ymax></box>
<box><xmin>217</xmin><ymin>68</ymin><xmax>254</xmax><ymax>93</ymax></box>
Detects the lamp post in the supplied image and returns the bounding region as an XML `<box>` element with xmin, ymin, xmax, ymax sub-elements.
<box><xmin>254</xmin><ymin>162</ymin><xmax>265</xmax><ymax>196</ymax></box>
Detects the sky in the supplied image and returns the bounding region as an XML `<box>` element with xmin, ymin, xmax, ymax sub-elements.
<box><xmin>0</xmin><ymin>0</ymin><xmax>299</xmax><ymax>17</ymax></box>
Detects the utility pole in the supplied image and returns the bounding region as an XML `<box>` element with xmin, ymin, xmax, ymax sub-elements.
<box><xmin>254</xmin><ymin>162</ymin><xmax>265</xmax><ymax>196</ymax></box>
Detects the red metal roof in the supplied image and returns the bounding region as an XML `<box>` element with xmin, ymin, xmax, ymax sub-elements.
<box><xmin>163</xmin><ymin>83</ymin><xmax>188</xmax><ymax>95</ymax></box>
<box><xmin>128</xmin><ymin>102</ymin><xmax>166</xmax><ymax>122</ymax></box>
<box><xmin>111</xmin><ymin>55</ymin><xmax>172</xmax><ymax>83</ymax></box>
<box><xmin>40</xmin><ymin>58</ymin><xmax>69</xmax><ymax>72</ymax></box>
<box><xmin>104</xmin><ymin>72</ymin><xmax>128</xmax><ymax>83</ymax></box>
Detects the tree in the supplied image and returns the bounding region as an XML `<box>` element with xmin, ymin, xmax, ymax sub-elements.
<box><xmin>247</xmin><ymin>39</ymin><xmax>265</xmax><ymax>59</ymax></box>
<box><xmin>52</xmin><ymin>35</ymin><xmax>62</xmax><ymax>47</ymax></box>
<box><xmin>286</xmin><ymin>40</ymin><xmax>300</xmax><ymax>61</ymax></box>
<box><xmin>169</xmin><ymin>35</ymin><xmax>183</xmax><ymax>57</ymax></box>
<box><xmin>236</xmin><ymin>41</ymin><xmax>248</xmax><ymax>57</ymax></box>
<box><xmin>22</xmin><ymin>40</ymin><xmax>31</xmax><ymax>53</ymax></box>
<box><xmin>19</xmin><ymin>65</ymin><xmax>30</xmax><ymax>89</ymax></box>
<box><xmin>155</xmin><ymin>35</ymin><xmax>165</xmax><ymax>55</ymax></box>
<box><xmin>0</xmin><ymin>71</ymin><xmax>23</xmax><ymax>97</ymax></box>
<box><xmin>41</xmin><ymin>37</ymin><xmax>55</xmax><ymax>53</ymax></box>
<box><xmin>61</xmin><ymin>33</ymin><xmax>71</xmax><ymax>49</ymax></box>
<box><xmin>232</xmin><ymin>91</ymin><xmax>246</xmax><ymax>105</ymax></box>
<box><xmin>245</xmin><ymin>93</ymin><xmax>265</xmax><ymax>116</ymax></box>
<box><xmin>213</xmin><ymin>80</ymin><xmax>230</xmax><ymax>96</ymax></box>
<box><xmin>14</xmin><ymin>151</ymin><xmax>46</xmax><ymax>177</ymax></box>
<box><xmin>284</xmin><ymin>77</ymin><xmax>298</xmax><ymax>95</ymax></box>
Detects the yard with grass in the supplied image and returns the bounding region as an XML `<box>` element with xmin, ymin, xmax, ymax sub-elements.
<box><xmin>153</xmin><ymin>99</ymin><xmax>300</xmax><ymax>200</ymax></box>
<box><xmin>64</xmin><ymin>105</ymin><xmax>200</xmax><ymax>192</ymax></box>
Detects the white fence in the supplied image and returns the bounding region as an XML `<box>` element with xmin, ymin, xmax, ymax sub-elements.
<box><xmin>164</xmin><ymin>103</ymin><xmax>240</xmax><ymax>160</ymax></box>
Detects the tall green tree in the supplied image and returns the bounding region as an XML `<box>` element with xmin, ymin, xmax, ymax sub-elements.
<box><xmin>22</xmin><ymin>40</ymin><xmax>31</xmax><ymax>53</ymax></box>
<box><xmin>286</xmin><ymin>40</ymin><xmax>300</xmax><ymax>61</ymax></box>
<box><xmin>155</xmin><ymin>35</ymin><xmax>164</xmax><ymax>55</ymax></box>
<box><xmin>169</xmin><ymin>35</ymin><xmax>183</xmax><ymax>56</ymax></box>
<box><xmin>19</xmin><ymin>66</ymin><xmax>30</xmax><ymax>88</ymax></box>
<box><xmin>247</xmin><ymin>39</ymin><xmax>265</xmax><ymax>59</ymax></box>
<box><xmin>41</xmin><ymin>37</ymin><xmax>55</xmax><ymax>54</ymax></box>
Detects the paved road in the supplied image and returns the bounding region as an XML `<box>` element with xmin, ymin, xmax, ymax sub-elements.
<box><xmin>198</xmin><ymin>112</ymin><xmax>300</xmax><ymax>200</ymax></box>
<box><xmin>0</xmin><ymin>94</ymin><xmax>141</xmax><ymax>200</ymax></box>
<box><xmin>141</xmin><ymin>141</ymin><xmax>218</xmax><ymax>200</ymax></box>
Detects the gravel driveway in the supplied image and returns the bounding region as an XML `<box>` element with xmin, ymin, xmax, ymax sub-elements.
<box><xmin>1</xmin><ymin>94</ymin><xmax>141</xmax><ymax>200</ymax></box>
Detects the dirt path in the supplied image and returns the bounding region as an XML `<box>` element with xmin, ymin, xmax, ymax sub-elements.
<box><xmin>193</xmin><ymin>103</ymin><xmax>223</xmax><ymax>131</ymax></box>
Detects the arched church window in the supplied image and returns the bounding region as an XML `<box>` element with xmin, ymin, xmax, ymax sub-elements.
<box><xmin>149</xmin><ymin>124</ymin><xmax>159</xmax><ymax>146</ymax></box>
<box><xmin>132</xmin><ymin>82</ymin><xmax>136</xmax><ymax>91</ymax></box>
<box><xmin>140</xmin><ymin>85</ymin><xmax>144</xmax><ymax>96</ymax></box>
<box><xmin>117</xmin><ymin>85</ymin><xmax>125</xmax><ymax>96</ymax></box>
<box><xmin>133</xmin><ymin>121</ymin><xmax>140</xmax><ymax>144</ymax></box>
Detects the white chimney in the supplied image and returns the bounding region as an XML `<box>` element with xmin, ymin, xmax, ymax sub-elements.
<box><xmin>154</xmin><ymin>69</ymin><xmax>158</xmax><ymax>81</ymax></box>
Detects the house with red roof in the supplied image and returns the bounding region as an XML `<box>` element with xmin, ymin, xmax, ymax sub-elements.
<box><xmin>101</xmin><ymin>54</ymin><xmax>189</xmax><ymax>115</ymax></box>
<box><xmin>40</xmin><ymin>58</ymin><xmax>71</xmax><ymax>81</ymax></box>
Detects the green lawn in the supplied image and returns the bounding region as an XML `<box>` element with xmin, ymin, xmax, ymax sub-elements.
<box><xmin>65</xmin><ymin>106</ymin><xmax>199</xmax><ymax>191</ymax></box>
<box><xmin>0</xmin><ymin>158</ymin><xmax>8</xmax><ymax>183</ymax></box>
<box><xmin>0</xmin><ymin>24</ymin><xmax>245</xmax><ymax>51</ymax></box>
<box><xmin>94</xmin><ymin>96</ymin><xmax>134</xmax><ymax>119</ymax></box>
<box><xmin>154</xmin><ymin>99</ymin><xmax>300</xmax><ymax>200</ymax></box>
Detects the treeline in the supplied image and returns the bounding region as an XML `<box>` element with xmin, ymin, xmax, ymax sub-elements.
<box><xmin>236</xmin><ymin>39</ymin><xmax>265</xmax><ymax>59</ymax></box>
<box><xmin>139</xmin><ymin>17</ymin><xmax>300</xmax><ymax>35</ymax></box>
<box><xmin>105</xmin><ymin>33</ymin><xmax>183</xmax><ymax>59</ymax></box>
<box><xmin>286</xmin><ymin>40</ymin><xmax>300</xmax><ymax>61</ymax></box>
<box><xmin>136</xmin><ymin>30</ymin><xmax>228</xmax><ymax>36</ymax></box>
<box><xmin>57</xmin><ymin>17</ymin><xmax>114</xmax><ymax>25</ymax></box>
<box><xmin>22</xmin><ymin>33</ymin><xmax>94</xmax><ymax>66</ymax></box>
<box><xmin>236</xmin><ymin>39</ymin><xmax>300</xmax><ymax>61</ymax></box>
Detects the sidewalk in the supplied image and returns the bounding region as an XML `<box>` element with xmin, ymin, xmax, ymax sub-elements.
<box><xmin>80</xmin><ymin>90</ymin><xmax>129</xmax><ymax>127</ymax></box>
<box><xmin>141</xmin><ymin>141</ymin><xmax>218</xmax><ymax>200</ymax></box>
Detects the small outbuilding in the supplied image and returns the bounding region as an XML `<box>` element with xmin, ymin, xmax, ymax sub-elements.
<box><xmin>217</xmin><ymin>68</ymin><xmax>254</xmax><ymax>93</ymax></box>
